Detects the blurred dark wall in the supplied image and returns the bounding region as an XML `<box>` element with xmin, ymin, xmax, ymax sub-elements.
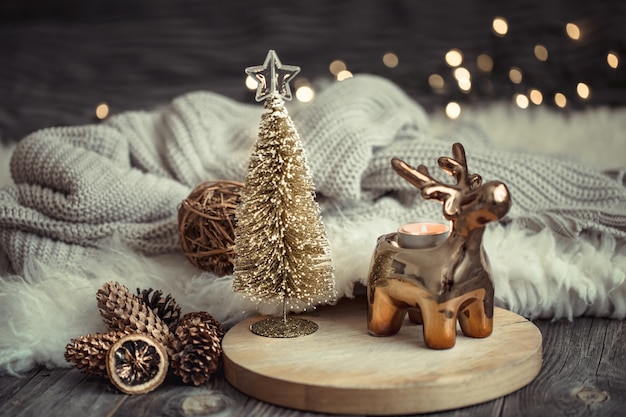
<box><xmin>1</xmin><ymin>0</ymin><xmax>624</xmax><ymax>141</ymax></box>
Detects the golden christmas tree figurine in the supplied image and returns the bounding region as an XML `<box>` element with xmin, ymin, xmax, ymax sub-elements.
<box><xmin>234</xmin><ymin>50</ymin><xmax>336</xmax><ymax>337</ymax></box>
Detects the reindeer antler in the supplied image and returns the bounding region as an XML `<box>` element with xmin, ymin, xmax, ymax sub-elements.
<box><xmin>391</xmin><ymin>143</ymin><xmax>482</xmax><ymax>219</ymax></box>
<box><xmin>437</xmin><ymin>143</ymin><xmax>483</xmax><ymax>191</ymax></box>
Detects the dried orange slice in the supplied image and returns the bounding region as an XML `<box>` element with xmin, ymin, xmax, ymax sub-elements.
<box><xmin>106</xmin><ymin>333</ymin><xmax>168</xmax><ymax>394</ymax></box>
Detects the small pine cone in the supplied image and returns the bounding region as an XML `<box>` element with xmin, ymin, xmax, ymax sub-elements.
<box><xmin>136</xmin><ymin>287</ymin><xmax>182</xmax><ymax>330</ymax></box>
<box><xmin>96</xmin><ymin>281</ymin><xmax>171</xmax><ymax>345</ymax></box>
<box><xmin>65</xmin><ymin>331</ymin><xmax>126</xmax><ymax>376</ymax></box>
<box><xmin>179</xmin><ymin>311</ymin><xmax>225</xmax><ymax>341</ymax></box>
<box><xmin>170</xmin><ymin>320</ymin><xmax>222</xmax><ymax>386</ymax></box>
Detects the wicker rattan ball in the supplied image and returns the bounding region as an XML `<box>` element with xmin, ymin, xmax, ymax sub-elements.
<box><xmin>178</xmin><ymin>180</ymin><xmax>243</xmax><ymax>276</ymax></box>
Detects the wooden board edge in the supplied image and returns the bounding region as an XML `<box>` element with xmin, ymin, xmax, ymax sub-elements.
<box><xmin>223</xmin><ymin>319</ymin><xmax>543</xmax><ymax>415</ymax></box>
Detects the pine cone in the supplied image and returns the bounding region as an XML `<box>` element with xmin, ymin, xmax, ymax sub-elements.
<box><xmin>179</xmin><ymin>311</ymin><xmax>225</xmax><ymax>341</ymax></box>
<box><xmin>64</xmin><ymin>331</ymin><xmax>126</xmax><ymax>376</ymax></box>
<box><xmin>96</xmin><ymin>281</ymin><xmax>171</xmax><ymax>345</ymax></box>
<box><xmin>136</xmin><ymin>287</ymin><xmax>182</xmax><ymax>330</ymax></box>
<box><xmin>170</xmin><ymin>319</ymin><xmax>222</xmax><ymax>386</ymax></box>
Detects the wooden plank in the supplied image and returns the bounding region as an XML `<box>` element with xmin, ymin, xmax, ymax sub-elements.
<box><xmin>109</xmin><ymin>372</ymin><xmax>251</xmax><ymax>417</ymax></box>
<box><xmin>0</xmin><ymin>368</ymin><xmax>73</xmax><ymax>415</ymax></box>
<box><xmin>0</xmin><ymin>367</ymin><xmax>252</xmax><ymax>417</ymax></box>
<box><xmin>238</xmin><ymin>397</ymin><xmax>354</xmax><ymax>417</ymax></box>
<box><xmin>0</xmin><ymin>367</ymin><xmax>40</xmax><ymax>405</ymax></box>
<box><xmin>496</xmin><ymin>317</ymin><xmax>625</xmax><ymax>417</ymax></box>
<box><xmin>0</xmin><ymin>316</ymin><xmax>624</xmax><ymax>417</ymax></box>
<box><xmin>0</xmin><ymin>367</ymin><xmax>126</xmax><ymax>417</ymax></box>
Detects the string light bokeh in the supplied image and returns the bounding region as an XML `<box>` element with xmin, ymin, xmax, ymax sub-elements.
<box><xmin>95</xmin><ymin>103</ymin><xmax>109</xmax><ymax>120</ymax></box>
<box><xmin>2</xmin><ymin>1</ymin><xmax>624</xmax><ymax>138</ymax></box>
<box><xmin>242</xmin><ymin>11</ymin><xmax>624</xmax><ymax>120</ymax></box>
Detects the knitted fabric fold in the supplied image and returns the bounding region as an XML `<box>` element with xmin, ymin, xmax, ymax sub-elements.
<box><xmin>1</xmin><ymin>73</ymin><xmax>626</xmax><ymax>278</ymax></box>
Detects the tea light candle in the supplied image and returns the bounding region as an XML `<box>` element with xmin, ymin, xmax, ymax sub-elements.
<box><xmin>397</xmin><ymin>222</ymin><xmax>450</xmax><ymax>249</ymax></box>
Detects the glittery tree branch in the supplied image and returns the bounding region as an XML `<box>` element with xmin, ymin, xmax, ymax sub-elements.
<box><xmin>233</xmin><ymin>90</ymin><xmax>336</xmax><ymax>318</ymax></box>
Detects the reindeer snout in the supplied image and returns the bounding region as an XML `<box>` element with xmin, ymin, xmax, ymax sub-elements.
<box><xmin>491</xmin><ymin>182</ymin><xmax>512</xmax><ymax>220</ymax></box>
<box><xmin>493</xmin><ymin>183</ymin><xmax>509</xmax><ymax>203</ymax></box>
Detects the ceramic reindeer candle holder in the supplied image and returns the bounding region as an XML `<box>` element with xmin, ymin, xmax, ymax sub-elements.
<box><xmin>367</xmin><ymin>143</ymin><xmax>511</xmax><ymax>349</ymax></box>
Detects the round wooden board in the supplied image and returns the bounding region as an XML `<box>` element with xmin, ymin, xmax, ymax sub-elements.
<box><xmin>222</xmin><ymin>297</ymin><xmax>542</xmax><ymax>415</ymax></box>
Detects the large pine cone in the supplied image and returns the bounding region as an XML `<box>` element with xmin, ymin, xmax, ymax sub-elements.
<box><xmin>137</xmin><ymin>288</ymin><xmax>182</xmax><ymax>330</ymax></box>
<box><xmin>170</xmin><ymin>319</ymin><xmax>222</xmax><ymax>386</ymax></box>
<box><xmin>64</xmin><ymin>331</ymin><xmax>126</xmax><ymax>376</ymax></box>
<box><xmin>97</xmin><ymin>281</ymin><xmax>170</xmax><ymax>345</ymax></box>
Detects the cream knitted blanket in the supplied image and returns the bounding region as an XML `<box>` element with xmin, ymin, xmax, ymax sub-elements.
<box><xmin>1</xmin><ymin>75</ymin><xmax>626</xmax><ymax>372</ymax></box>
<box><xmin>2</xmin><ymin>75</ymin><xmax>625</xmax><ymax>271</ymax></box>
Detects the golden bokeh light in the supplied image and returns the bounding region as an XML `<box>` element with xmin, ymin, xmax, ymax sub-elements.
<box><xmin>428</xmin><ymin>74</ymin><xmax>445</xmax><ymax>90</ymax></box>
<box><xmin>509</xmin><ymin>67</ymin><xmax>523</xmax><ymax>84</ymax></box>
<box><xmin>458</xmin><ymin>79</ymin><xmax>472</xmax><ymax>92</ymax></box>
<box><xmin>492</xmin><ymin>17</ymin><xmax>508</xmax><ymax>37</ymax></box>
<box><xmin>554</xmin><ymin>93</ymin><xmax>567</xmax><ymax>108</ymax></box>
<box><xmin>453</xmin><ymin>67</ymin><xmax>470</xmax><ymax>81</ymax></box>
<box><xmin>382</xmin><ymin>52</ymin><xmax>399</xmax><ymax>68</ymax></box>
<box><xmin>534</xmin><ymin>44</ymin><xmax>549</xmax><ymax>62</ymax></box>
<box><xmin>514</xmin><ymin>94</ymin><xmax>529</xmax><ymax>109</ymax></box>
<box><xmin>329</xmin><ymin>60</ymin><xmax>347</xmax><ymax>76</ymax></box>
<box><xmin>454</xmin><ymin>67</ymin><xmax>471</xmax><ymax>92</ymax></box>
<box><xmin>566</xmin><ymin>23</ymin><xmax>581</xmax><ymax>40</ymax></box>
<box><xmin>607</xmin><ymin>52</ymin><xmax>619</xmax><ymax>69</ymax></box>
<box><xmin>529</xmin><ymin>89</ymin><xmax>543</xmax><ymax>105</ymax></box>
<box><xmin>445</xmin><ymin>49</ymin><xmax>463</xmax><ymax>67</ymax></box>
<box><xmin>95</xmin><ymin>103</ymin><xmax>109</xmax><ymax>120</ymax></box>
<box><xmin>477</xmin><ymin>54</ymin><xmax>494</xmax><ymax>72</ymax></box>
<box><xmin>336</xmin><ymin>70</ymin><xmax>353</xmax><ymax>81</ymax></box>
<box><xmin>576</xmin><ymin>82</ymin><xmax>590</xmax><ymax>100</ymax></box>
<box><xmin>245</xmin><ymin>75</ymin><xmax>258</xmax><ymax>90</ymax></box>
<box><xmin>445</xmin><ymin>102</ymin><xmax>462</xmax><ymax>120</ymax></box>
<box><xmin>296</xmin><ymin>86</ymin><xmax>315</xmax><ymax>103</ymax></box>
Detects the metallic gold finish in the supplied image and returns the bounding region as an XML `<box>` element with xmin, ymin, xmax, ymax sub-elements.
<box><xmin>367</xmin><ymin>143</ymin><xmax>512</xmax><ymax>349</ymax></box>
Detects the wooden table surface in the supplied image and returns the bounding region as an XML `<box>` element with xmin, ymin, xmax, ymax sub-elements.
<box><xmin>1</xmin><ymin>315</ymin><xmax>624</xmax><ymax>417</ymax></box>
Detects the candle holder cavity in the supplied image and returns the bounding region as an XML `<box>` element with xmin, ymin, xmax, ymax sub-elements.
<box><xmin>367</xmin><ymin>143</ymin><xmax>511</xmax><ymax>349</ymax></box>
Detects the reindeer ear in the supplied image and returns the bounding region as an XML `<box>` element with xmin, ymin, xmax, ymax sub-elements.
<box><xmin>469</xmin><ymin>174</ymin><xmax>483</xmax><ymax>189</ymax></box>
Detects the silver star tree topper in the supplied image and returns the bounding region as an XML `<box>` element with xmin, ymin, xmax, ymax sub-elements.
<box><xmin>245</xmin><ymin>50</ymin><xmax>301</xmax><ymax>102</ymax></box>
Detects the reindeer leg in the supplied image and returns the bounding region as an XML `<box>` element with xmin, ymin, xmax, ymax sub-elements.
<box><xmin>420</xmin><ymin>299</ymin><xmax>459</xmax><ymax>349</ymax></box>
<box><xmin>368</xmin><ymin>286</ymin><xmax>406</xmax><ymax>336</ymax></box>
<box><xmin>458</xmin><ymin>289</ymin><xmax>494</xmax><ymax>338</ymax></box>
<box><xmin>420</xmin><ymin>289</ymin><xmax>492</xmax><ymax>349</ymax></box>
<box><xmin>407</xmin><ymin>308</ymin><xmax>423</xmax><ymax>325</ymax></box>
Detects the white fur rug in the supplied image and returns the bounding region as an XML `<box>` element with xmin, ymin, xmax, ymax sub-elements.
<box><xmin>1</xmin><ymin>103</ymin><xmax>626</xmax><ymax>375</ymax></box>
